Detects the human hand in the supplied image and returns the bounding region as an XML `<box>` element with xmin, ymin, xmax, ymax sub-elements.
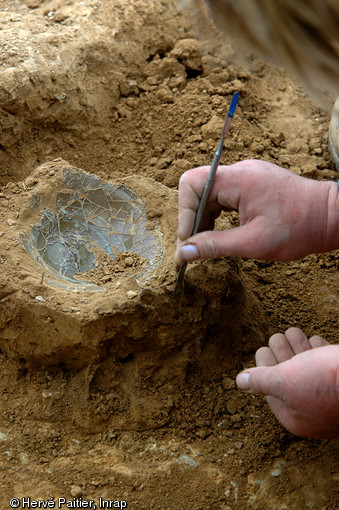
<box><xmin>174</xmin><ymin>160</ymin><xmax>338</xmax><ymax>265</ymax></box>
<box><xmin>236</xmin><ymin>328</ymin><xmax>339</xmax><ymax>438</ymax></box>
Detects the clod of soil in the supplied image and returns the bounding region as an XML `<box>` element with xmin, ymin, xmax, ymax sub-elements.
<box><xmin>0</xmin><ymin>159</ymin><xmax>263</xmax><ymax>380</ymax></box>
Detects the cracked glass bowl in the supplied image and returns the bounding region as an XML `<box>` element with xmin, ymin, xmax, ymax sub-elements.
<box><xmin>20</xmin><ymin>168</ymin><xmax>163</xmax><ymax>290</ymax></box>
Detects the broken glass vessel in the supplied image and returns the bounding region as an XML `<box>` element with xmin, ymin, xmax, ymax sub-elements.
<box><xmin>20</xmin><ymin>168</ymin><xmax>163</xmax><ymax>290</ymax></box>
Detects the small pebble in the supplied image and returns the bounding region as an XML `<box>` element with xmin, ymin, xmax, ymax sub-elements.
<box><xmin>127</xmin><ymin>290</ymin><xmax>137</xmax><ymax>299</ymax></box>
<box><xmin>70</xmin><ymin>485</ymin><xmax>83</xmax><ymax>497</ymax></box>
<box><xmin>7</xmin><ymin>219</ymin><xmax>16</xmax><ymax>226</ymax></box>
<box><xmin>35</xmin><ymin>295</ymin><xmax>45</xmax><ymax>302</ymax></box>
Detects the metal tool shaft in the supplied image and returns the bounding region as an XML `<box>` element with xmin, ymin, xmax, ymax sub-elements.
<box><xmin>173</xmin><ymin>91</ymin><xmax>239</xmax><ymax>298</ymax></box>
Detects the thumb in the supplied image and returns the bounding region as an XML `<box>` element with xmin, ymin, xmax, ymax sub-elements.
<box><xmin>174</xmin><ymin>221</ymin><xmax>266</xmax><ymax>265</ymax></box>
<box><xmin>236</xmin><ymin>366</ymin><xmax>286</xmax><ymax>401</ymax></box>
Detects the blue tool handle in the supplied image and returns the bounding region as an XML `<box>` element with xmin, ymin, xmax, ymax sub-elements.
<box><xmin>228</xmin><ymin>91</ymin><xmax>240</xmax><ymax>117</ymax></box>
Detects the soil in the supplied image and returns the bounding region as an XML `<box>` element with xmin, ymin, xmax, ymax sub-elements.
<box><xmin>75</xmin><ymin>250</ymin><xmax>148</xmax><ymax>286</ymax></box>
<box><xmin>0</xmin><ymin>1</ymin><xmax>338</xmax><ymax>509</ymax></box>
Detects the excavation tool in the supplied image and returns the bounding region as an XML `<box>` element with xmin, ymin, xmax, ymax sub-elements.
<box><xmin>173</xmin><ymin>91</ymin><xmax>240</xmax><ymax>298</ymax></box>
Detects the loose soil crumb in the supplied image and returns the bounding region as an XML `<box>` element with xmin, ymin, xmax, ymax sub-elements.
<box><xmin>74</xmin><ymin>249</ymin><xmax>148</xmax><ymax>286</ymax></box>
<box><xmin>0</xmin><ymin>1</ymin><xmax>338</xmax><ymax>509</ymax></box>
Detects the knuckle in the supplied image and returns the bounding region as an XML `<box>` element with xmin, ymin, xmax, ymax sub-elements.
<box><xmin>178</xmin><ymin>169</ymin><xmax>194</xmax><ymax>188</ymax></box>
<box><xmin>205</xmin><ymin>237</ymin><xmax>221</xmax><ymax>258</ymax></box>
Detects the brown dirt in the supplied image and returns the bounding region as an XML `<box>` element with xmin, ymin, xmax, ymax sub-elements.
<box><xmin>0</xmin><ymin>1</ymin><xmax>338</xmax><ymax>509</ymax></box>
<box><xmin>75</xmin><ymin>250</ymin><xmax>148</xmax><ymax>286</ymax></box>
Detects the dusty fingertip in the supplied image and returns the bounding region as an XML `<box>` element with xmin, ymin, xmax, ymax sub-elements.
<box><xmin>173</xmin><ymin>248</ymin><xmax>182</xmax><ymax>266</ymax></box>
<box><xmin>181</xmin><ymin>244</ymin><xmax>199</xmax><ymax>261</ymax></box>
<box><xmin>236</xmin><ymin>372</ymin><xmax>251</xmax><ymax>391</ymax></box>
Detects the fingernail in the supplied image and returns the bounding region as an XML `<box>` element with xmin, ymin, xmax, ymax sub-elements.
<box><xmin>181</xmin><ymin>244</ymin><xmax>199</xmax><ymax>261</ymax></box>
<box><xmin>236</xmin><ymin>372</ymin><xmax>250</xmax><ymax>390</ymax></box>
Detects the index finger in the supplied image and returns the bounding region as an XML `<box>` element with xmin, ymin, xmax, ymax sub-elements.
<box><xmin>177</xmin><ymin>166</ymin><xmax>214</xmax><ymax>242</ymax></box>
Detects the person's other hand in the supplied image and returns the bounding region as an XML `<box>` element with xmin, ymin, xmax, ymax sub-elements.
<box><xmin>236</xmin><ymin>328</ymin><xmax>339</xmax><ymax>438</ymax></box>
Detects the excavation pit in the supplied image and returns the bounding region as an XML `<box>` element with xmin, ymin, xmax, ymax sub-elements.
<box><xmin>0</xmin><ymin>159</ymin><xmax>263</xmax><ymax>428</ymax></box>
